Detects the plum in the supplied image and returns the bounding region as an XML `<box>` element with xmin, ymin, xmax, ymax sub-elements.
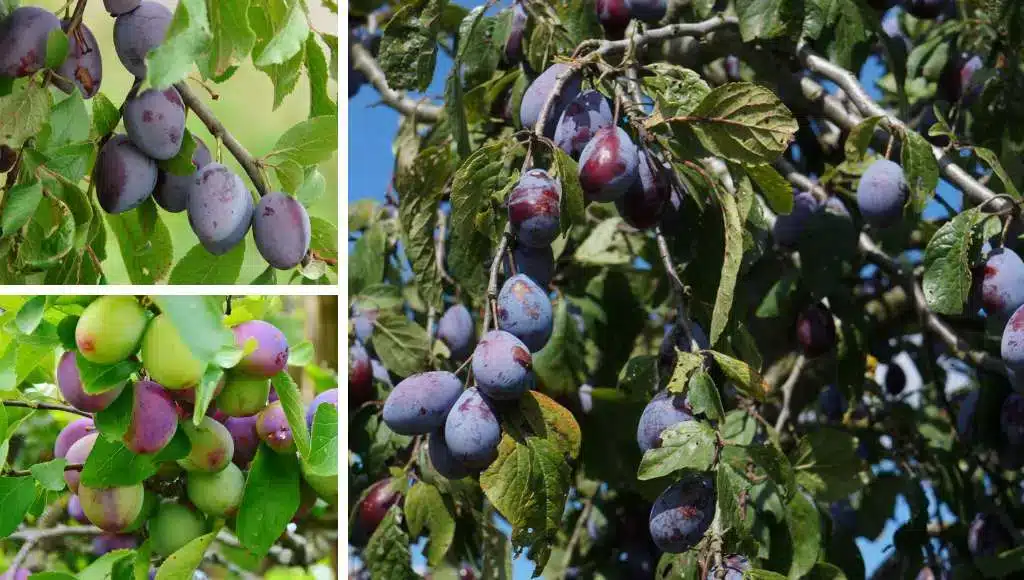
<box><xmin>967</xmin><ymin>514</ymin><xmax>1013</xmax><ymax>557</ymax></box>
<box><xmin>57</xmin><ymin>351</ymin><xmax>124</xmax><ymax>412</ymax></box>
<box><xmin>554</xmin><ymin>90</ymin><xmax>613</xmax><ymax>158</ymax></box>
<box><xmin>382</xmin><ymin>371</ymin><xmax>463</xmax><ymax>435</ymax></box>
<box><xmin>1001</xmin><ymin>304</ymin><xmax>1024</xmax><ymax>372</ymax></box>
<box><xmin>497</xmin><ymin>274</ymin><xmax>553</xmax><ymax>352</ymax></box>
<box><xmin>124</xmin><ymin>87</ymin><xmax>185</xmax><ymax>160</ymax></box>
<box><xmin>578</xmin><ymin>126</ymin><xmax>640</xmax><ymax>203</ymax></box>
<box><xmin>519</xmin><ymin>63</ymin><xmax>582</xmax><ymax>137</ymax></box>
<box><xmin>506</xmin><ymin>244</ymin><xmax>554</xmax><ymax>288</ymax></box>
<box><xmin>216</xmin><ymin>371</ymin><xmax>271</xmax><ymax>417</ymax></box>
<box><xmin>177</xmin><ymin>416</ymin><xmax>234</xmax><ymax>472</ymax></box>
<box><xmin>113</xmin><ymin>1</ymin><xmax>172</xmax><ymax>78</ymax></box>
<box><xmin>616</xmin><ymin>150</ymin><xmax>670</xmax><ymax>229</ymax></box>
<box><xmin>187</xmin><ymin>462</ymin><xmax>244</xmax><ymax>517</ymax></box>
<box><xmin>595</xmin><ymin>0</ymin><xmax>630</xmax><ymax>39</ymax></box>
<box><xmin>351</xmin><ymin>304</ymin><xmax>377</xmax><ymax>342</ymax></box>
<box><xmin>141</xmin><ymin>313</ymin><xmax>204</xmax><ymax>390</ymax></box>
<box><xmin>626</xmin><ymin>0</ymin><xmax>667</xmax><ymax>22</ymax></box>
<box><xmin>796</xmin><ymin>303</ymin><xmax>836</xmax><ymax>357</ymax></box>
<box><xmin>154</xmin><ymin>136</ymin><xmax>212</xmax><ymax>213</ymax></box>
<box><xmin>64</xmin><ymin>432</ymin><xmax>97</xmax><ymax>493</ymax></box>
<box><xmin>79</xmin><ymin>482</ymin><xmax>145</xmax><ymax>532</ymax></box>
<box><xmin>68</xmin><ymin>494</ymin><xmax>90</xmax><ymax>524</ymax></box>
<box><xmin>885</xmin><ymin>364</ymin><xmax>907</xmax><ymax>396</ymax></box>
<box><xmin>649</xmin><ymin>473</ymin><xmax>716</xmax><ymax>553</ymax></box>
<box><xmin>427</xmin><ymin>429</ymin><xmax>470</xmax><ymax>479</ymax></box>
<box><xmin>979</xmin><ymin>248</ymin><xmax>1024</xmax><ymax>319</ymax></box>
<box><xmin>124</xmin><ymin>380</ymin><xmax>178</xmax><ymax>455</ymax></box>
<box><xmin>76</xmin><ymin>296</ymin><xmax>148</xmax><ymax>364</ymax></box>
<box><xmin>306</xmin><ymin>388</ymin><xmax>339</xmax><ymax>428</ymax></box>
<box><xmin>0</xmin><ymin>7</ymin><xmax>60</xmax><ymax>77</ymax></box>
<box><xmin>350</xmin><ymin>342</ymin><xmax>375</xmax><ymax>407</ymax></box>
<box><xmin>637</xmin><ymin>391</ymin><xmax>694</xmax><ymax>453</ymax></box>
<box><xmin>256</xmin><ymin>401</ymin><xmax>294</xmax><ymax>453</ymax></box>
<box><xmin>95</xmin><ymin>134</ymin><xmax>158</xmax><ymax>214</ymax></box>
<box><xmin>444</xmin><ymin>387</ymin><xmax>502</xmax><ymax>468</ymax></box>
<box><xmin>225</xmin><ymin>415</ymin><xmax>260</xmax><ymax>468</ymax></box>
<box><xmin>437</xmin><ymin>304</ymin><xmax>475</xmax><ymax>360</ymax></box>
<box><xmin>93</xmin><ymin>533</ymin><xmax>138</xmax><ymax>556</ymax></box>
<box><xmin>149</xmin><ymin>502</ymin><xmax>207</xmax><ymax>557</ymax></box>
<box><xmin>942</xmin><ymin>53</ymin><xmax>984</xmax><ymax>104</ymax></box>
<box><xmin>472</xmin><ymin>330</ymin><xmax>535</xmax><ymax>400</ymax></box>
<box><xmin>1001</xmin><ymin>393</ymin><xmax>1024</xmax><ymax>446</ymax></box>
<box><xmin>772</xmin><ymin>191</ymin><xmax>818</xmax><ymax>249</ymax></box>
<box><xmin>0</xmin><ymin>146</ymin><xmax>15</xmax><ymax>173</ymax></box>
<box><xmin>188</xmin><ymin>163</ymin><xmax>254</xmax><ymax>255</ymax></box>
<box><xmin>819</xmin><ymin>385</ymin><xmax>847</xmax><ymax>421</ymax></box>
<box><xmin>856</xmin><ymin>159</ymin><xmax>908</xmax><ymax>228</ymax></box>
<box><xmin>508</xmin><ymin>169</ymin><xmax>561</xmax><ymax>248</ymax></box>
<box><xmin>372</xmin><ymin>359</ymin><xmax>392</xmax><ymax>389</ymax></box>
<box><xmin>105</xmin><ymin>0</ymin><xmax>142</xmax><ymax>16</ymax></box>
<box><xmin>233</xmin><ymin>320</ymin><xmax>289</xmax><ymax>378</ymax></box>
<box><xmin>658</xmin><ymin>321</ymin><xmax>710</xmax><ymax>379</ymax></box>
<box><xmin>503</xmin><ymin>2</ymin><xmax>527</xmax><ymax>66</ymax></box>
<box><xmin>904</xmin><ymin>0</ymin><xmax>949</xmax><ymax>19</ymax></box>
<box><xmin>956</xmin><ymin>389</ymin><xmax>980</xmax><ymax>442</ymax></box>
<box><xmin>706</xmin><ymin>554</ymin><xmax>751</xmax><ymax>580</ymax></box>
<box><xmin>252</xmin><ymin>192</ymin><xmax>312</xmax><ymax>269</ymax></box>
<box><xmin>54</xmin><ymin>21</ymin><xmax>102</xmax><ymax>98</ymax></box>
<box><xmin>357</xmin><ymin>479</ymin><xmax>402</xmax><ymax>538</ymax></box>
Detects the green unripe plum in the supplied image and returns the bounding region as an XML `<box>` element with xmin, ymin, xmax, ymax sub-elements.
<box><xmin>141</xmin><ymin>314</ymin><xmax>204</xmax><ymax>389</ymax></box>
<box><xmin>215</xmin><ymin>371</ymin><xmax>271</xmax><ymax>417</ymax></box>
<box><xmin>75</xmin><ymin>297</ymin><xmax>148</xmax><ymax>364</ymax></box>
<box><xmin>149</xmin><ymin>502</ymin><xmax>207</xmax><ymax>557</ymax></box>
<box><xmin>122</xmin><ymin>488</ymin><xmax>157</xmax><ymax>533</ymax></box>
<box><xmin>186</xmin><ymin>462</ymin><xmax>245</xmax><ymax>517</ymax></box>
<box><xmin>301</xmin><ymin>459</ymin><xmax>338</xmax><ymax>505</ymax></box>
<box><xmin>177</xmin><ymin>416</ymin><xmax>234</xmax><ymax>472</ymax></box>
<box><xmin>78</xmin><ymin>482</ymin><xmax>145</xmax><ymax>532</ymax></box>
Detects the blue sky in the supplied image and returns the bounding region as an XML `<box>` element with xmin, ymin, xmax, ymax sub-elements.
<box><xmin>347</xmin><ymin>4</ymin><xmax>961</xmax><ymax>577</ymax></box>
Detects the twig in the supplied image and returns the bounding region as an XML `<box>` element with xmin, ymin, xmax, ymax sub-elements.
<box><xmin>655</xmin><ymin>229</ymin><xmax>700</xmax><ymax>352</ymax></box>
<box><xmin>3</xmin><ymin>400</ymin><xmax>91</xmax><ymax>418</ymax></box>
<box><xmin>4</xmin><ymin>463</ymin><xmax>82</xmax><ymax>477</ymax></box>
<box><xmin>482</xmin><ymin>226</ymin><xmax>512</xmax><ymax>332</ymax></box>
<box><xmin>349</xmin><ymin>41</ymin><xmax>443</xmax><ymax>121</ymax></box>
<box><xmin>174</xmin><ymin>82</ymin><xmax>269</xmax><ymax>197</ymax></box>
<box><xmin>774</xmin><ymin>354</ymin><xmax>806</xmax><ymax>432</ymax></box>
<box><xmin>559</xmin><ymin>500</ymin><xmax>593</xmax><ymax>577</ymax></box>
<box><xmin>9</xmin><ymin>523</ymin><xmax>105</xmax><ymax>570</ymax></box>
<box><xmin>435</xmin><ymin>208</ymin><xmax>456</xmax><ymax>285</ymax></box>
<box><xmin>64</xmin><ymin>0</ymin><xmax>88</xmax><ymax>38</ymax></box>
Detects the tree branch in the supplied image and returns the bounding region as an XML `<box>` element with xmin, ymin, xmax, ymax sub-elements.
<box><xmin>3</xmin><ymin>400</ymin><xmax>92</xmax><ymax>418</ymax></box>
<box><xmin>349</xmin><ymin>41</ymin><xmax>443</xmax><ymax>122</ymax></box>
<box><xmin>774</xmin><ymin>354</ymin><xmax>806</xmax><ymax>432</ymax></box>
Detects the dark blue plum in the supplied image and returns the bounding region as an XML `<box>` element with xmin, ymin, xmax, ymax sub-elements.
<box><xmin>371</xmin><ymin>359</ymin><xmax>392</xmax><ymax>389</ymax></box>
<box><xmin>1001</xmin><ymin>304</ymin><xmax>1024</xmax><ymax>372</ymax></box>
<box><xmin>428</xmin><ymin>429</ymin><xmax>470</xmax><ymax>479</ymax></box>
<box><xmin>187</xmin><ymin>163</ymin><xmax>254</xmax><ymax>255</ymax></box>
<box><xmin>253</xmin><ymin>192</ymin><xmax>312</xmax><ymax>269</ymax></box>
<box><xmin>772</xmin><ymin>191</ymin><xmax>818</xmax><ymax>249</ymax></box>
<box><xmin>627</xmin><ymin>0</ymin><xmax>667</xmax><ymax>22</ymax></box>
<box><xmin>658</xmin><ymin>321</ymin><xmax>709</xmax><ymax>378</ymax></box>
<box><xmin>519</xmin><ymin>64</ymin><xmax>582</xmax><ymax>137</ymax></box>
<box><xmin>105</xmin><ymin>0</ymin><xmax>141</xmax><ymax>15</ymax></box>
<box><xmin>154</xmin><ymin>136</ymin><xmax>212</xmax><ymax>213</ymax></box>
<box><xmin>306</xmin><ymin>388</ymin><xmax>338</xmax><ymax>428</ymax></box>
<box><xmin>554</xmin><ymin>90</ymin><xmax>613</xmax><ymax>158</ymax></box>
<box><xmin>616</xmin><ymin>150</ymin><xmax>670</xmax><ymax>229</ymax></box>
<box><xmin>95</xmin><ymin>134</ymin><xmax>157</xmax><ymax>214</ymax></box>
<box><xmin>796</xmin><ymin>303</ymin><xmax>836</xmax><ymax>357</ymax></box>
<box><xmin>595</xmin><ymin>0</ymin><xmax>629</xmax><ymax>39</ymax></box>
<box><xmin>0</xmin><ymin>7</ymin><xmax>60</xmax><ymax>78</ymax></box>
<box><xmin>503</xmin><ymin>2</ymin><xmax>527</xmax><ymax>66</ymax></box>
<box><xmin>124</xmin><ymin>87</ymin><xmax>186</xmax><ymax>160</ymax></box>
<box><xmin>437</xmin><ymin>304</ymin><xmax>475</xmax><ymax>360</ymax></box>
<box><xmin>706</xmin><ymin>554</ymin><xmax>750</xmax><ymax>580</ymax></box>
<box><xmin>904</xmin><ymin>0</ymin><xmax>950</xmax><ymax>19</ymax></box>
<box><xmin>351</xmin><ymin>303</ymin><xmax>377</xmax><ymax>342</ymax></box>
<box><xmin>444</xmin><ymin>387</ymin><xmax>502</xmax><ymax>468</ymax></box>
<box><xmin>382</xmin><ymin>371</ymin><xmax>463</xmax><ymax>435</ymax></box>
<box><xmin>942</xmin><ymin>53</ymin><xmax>984</xmax><ymax>104</ymax></box>
<box><xmin>472</xmin><ymin>330</ymin><xmax>535</xmax><ymax>400</ymax></box>
<box><xmin>505</xmin><ymin>244</ymin><xmax>554</xmax><ymax>288</ymax></box>
<box><xmin>660</xmin><ymin>174</ymin><xmax>689</xmax><ymax>232</ymax></box>
<box><xmin>957</xmin><ymin>389</ymin><xmax>980</xmax><ymax>442</ymax></box>
<box><xmin>55</xmin><ymin>21</ymin><xmax>102</xmax><ymax>99</ymax></box>
<box><xmin>578</xmin><ymin>126</ymin><xmax>640</xmax><ymax>203</ymax></box>
<box><xmin>349</xmin><ymin>343</ymin><xmax>374</xmax><ymax>408</ymax></box>
<box><xmin>885</xmin><ymin>364</ymin><xmax>906</xmax><ymax>396</ymax></box>
<box><xmin>830</xmin><ymin>500</ymin><xmax>857</xmax><ymax>533</ymax></box>
<box><xmin>113</xmin><ymin>1</ymin><xmax>172</xmax><ymax>78</ymax></box>
<box><xmin>508</xmin><ymin>169</ymin><xmax>561</xmax><ymax>248</ymax></box>
<box><xmin>980</xmin><ymin>248</ymin><xmax>1024</xmax><ymax>319</ymax></box>
<box><xmin>1001</xmin><ymin>393</ymin><xmax>1024</xmax><ymax>446</ymax></box>
<box><xmin>649</xmin><ymin>473</ymin><xmax>716</xmax><ymax>553</ymax></box>
<box><xmin>497</xmin><ymin>274</ymin><xmax>553</xmax><ymax>352</ymax></box>
<box><xmin>968</xmin><ymin>514</ymin><xmax>1013</xmax><ymax>557</ymax></box>
<box><xmin>637</xmin><ymin>391</ymin><xmax>694</xmax><ymax>453</ymax></box>
<box><xmin>819</xmin><ymin>385</ymin><xmax>847</xmax><ymax>421</ymax></box>
<box><xmin>856</xmin><ymin>159</ymin><xmax>908</xmax><ymax>228</ymax></box>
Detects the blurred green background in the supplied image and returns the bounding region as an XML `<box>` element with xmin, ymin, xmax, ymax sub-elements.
<box><xmin>30</xmin><ymin>0</ymin><xmax>339</xmax><ymax>284</ymax></box>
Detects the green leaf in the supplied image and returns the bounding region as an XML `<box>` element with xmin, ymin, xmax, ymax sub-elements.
<box><xmin>404</xmin><ymin>482</ymin><xmax>456</xmax><ymax>566</ymax></box>
<box><xmin>74</xmin><ymin>353</ymin><xmax>139</xmax><ymax>395</ymax></box>
<box><xmin>844</xmin><ymin>115</ymin><xmax>885</xmax><ymax>160</ymax></box>
<box><xmin>270</xmin><ymin>370</ymin><xmax>312</xmax><ymax>458</ymax></box>
<box><xmin>206</xmin><ymin>0</ymin><xmax>256</xmax><ymax>77</ymax></box>
<box><xmin>94</xmin><ymin>385</ymin><xmax>134</xmax><ymax>440</ymax></box>
<box><xmin>378</xmin><ymin>0</ymin><xmax>445</xmax><ymax>92</ymax></box>
<box><xmin>715</xmin><ymin>461</ymin><xmax>750</xmax><ymax>535</ymax></box>
<box><xmin>791</xmin><ymin>428</ymin><xmax>866</xmax><ymax>501</ymax></box>
<box><xmin>190</xmin><ymin>365</ymin><xmax>224</xmax><ymax>426</ymax></box>
<box><xmin>797</xmin><ymin>197</ymin><xmax>859</xmax><ymax>298</ymax></box>
<box><xmin>265</xmin><ymin>115</ymin><xmax>338</xmax><ymax>170</ymax></box>
<box><xmin>665</xmin><ymin>350</ymin><xmax>703</xmax><ymax>394</ymax></box>
<box><xmin>709</xmin><ymin>186</ymin><xmax>745</xmax><ymax>345</ymax></box>
<box><xmin>14</xmin><ymin>295</ymin><xmax>46</xmax><ymax>335</ymax></box>
<box><xmin>371</xmin><ymin>310</ymin><xmax>430</xmax><ymax>378</ymax></box>
<box><xmin>91</xmin><ymin>93</ymin><xmax>120</xmax><ymax>137</ymax></box>
<box><xmin>0</xmin><ymin>476</ymin><xmax>36</xmax><ymax>537</ymax></box>
<box><xmin>21</xmin><ymin>194</ymin><xmax>75</xmax><ymax>268</ymax></box>
<box><xmin>396</xmin><ymin>147</ymin><xmax>453</xmax><ymax>311</ymax></box>
<box><xmin>253</xmin><ymin>1</ymin><xmax>308</xmax><ymax>67</ymax></box>
<box><xmin>922</xmin><ymin>208</ymin><xmax>983</xmax><ymax>316</ymax></box>
<box><xmin>746</xmin><ymin>163</ymin><xmax>793</xmax><ymax>215</ymax></box>
<box><xmin>575</xmin><ymin>217</ymin><xmax>631</xmax><ymax>266</ymax></box>
<box><xmin>1</xmin><ymin>181</ymin><xmax>44</xmax><ymax>234</ymax></box>
<box><xmin>147</xmin><ymin>0</ymin><xmax>213</xmax><ymax>88</ymax></box>
<box><xmin>154</xmin><ymin>526</ymin><xmax>221</xmax><ymax>580</ymax></box>
<box><xmin>974</xmin><ymin>147</ymin><xmax>1021</xmax><ymax>199</ymax></box>
<box><xmin>306</xmin><ymin>403</ymin><xmax>338</xmax><ymax>477</ymax></box>
<box><xmin>550</xmin><ymin>147</ymin><xmax>586</xmax><ymax>234</ymax></box>
<box><xmin>735</xmin><ymin>0</ymin><xmax>798</xmax><ymax>41</ymax></box>
<box><xmin>637</xmin><ymin>421</ymin><xmax>718</xmax><ymax>480</ymax></box>
<box><xmin>77</xmin><ymin>550</ymin><xmax>134</xmax><ymax>580</ymax></box>
<box><xmin>305</xmin><ymin>34</ymin><xmax>334</xmax><ymax>118</ymax></box>
<box><xmin>168</xmin><ymin>242</ymin><xmax>245</xmax><ymax>284</ymax></box>
<box><xmin>295</xmin><ymin>167</ymin><xmax>326</xmax><ymax>206</ymax></box>
<box><xmin>900</xmin><ymin>128</ymin><xmax>939</xmax><ymax>213</ymax></box>
<box><xmin>687</xmin><ymin>371</ymin><xmax>724</xmax><ymax>421</ymax></box>
<box><xmin>248</xmin><ymin>0</ymin><xmax>304</xmax><ymax>108</ymax></box>
<box><xmin>747</xmin><ymin>442</ymin><xmax>795</xmax><ymax>497</ymax></box>
<box><xmin>643</xmin><ymin>63</ymin><xmax>710</xmax><ymax>118</ymax></box>
<box><xmin>236</xmin><ymin>445</ymin><xmax>301</xmax><ymax>556</ymax></box>
<box><xmin>151</xmin><ymin>296</ymin><xmax>234</xmax><ymax>364</ymax></box>
<box><xmin>364</xmin><ymin>507</ymin><xmax>418</xmax><ymax>580</ymax></box>
<box><xmin>105</xmin><ymin>211</ymin><xmax>174</xmax><ymax>284</ymax></box>
<box><xmin>350</xmin><ymin>224</ymin><xmax>387</xmax><ymax>296</ymax></box>
<box><xmin>618</xmin><ymin>355</ymin><xmax>659</xmax><ymax>396</ymax></box>
<box><xmin>30</xmin><ymin>458</ymin><xmax>67</xmax><ymax>491</ymax></box>
<box><xmin>81</xmin><ymin>435</ymin><xmax>187</xmax><ymax>487</ymax></box>
<box><xmin>309</xmin><ymin>216</ymin><xmax>338</xmax><ymax>262</ymax></box>
<box><xmin>45</xmin><ymin>28</ymin><xmax>69</xmax><ymax>69</ymax></box>
<box><xmin>784</xmin><ymin>491</ymin><xmax>822</xmax><ymax>578</ymax></box>
<box><xmin>533</xmin><ymin>298</ymin><xmax>588</xmax><ymax>396</ymax></box>
<box><xmin>445</xmin><ymin>68</ymin><xmax>471</xmax><ymax>159</ymax></box>
<box><xmin>46</xmin><ymin>91</ymin><xmax>90</xmax><ymax>149</ymax></box>
<box><xmin>708</xmin><ymin>351</ymin><xmax>767</xmax><ymax>401</ymax></box>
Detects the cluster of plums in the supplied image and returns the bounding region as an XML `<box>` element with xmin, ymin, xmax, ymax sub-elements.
<box><xmin>0</xmin><ymin>2</ymin><xmax>312</xmax><ymax>270</ymax></box>
<box><xmin>51</xmin><ymin>296</ymin><xmax>338</xmax><ymax>558</ymax></box>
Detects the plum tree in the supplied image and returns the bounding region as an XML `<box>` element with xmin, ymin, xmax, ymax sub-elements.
<box><xmin>979</xmin><ymin>248</ymin><xmax>1024</xmax><ymax>319</ymax></box>
<box><xmin>216</xmin><ymin>372</ymin><xmax>271</xmax><ymax>417</ymax></box>
<box><xmin>578</xmin><ymin>126</ymin><xmax>640</xmax><ymax>203</ymax></box>
<box><xmin>252</xmin><ymin>192</ymin><xmax>312</xmax><ymax>269</ymax></box>
<box><xmin>256</xmin><ymin>401</ymin><xmax>295</xmax><ymax>453</ymax></box>
<box><xmin>149</xmin><ymin>502</ymin><xmax>207</xmax><ymax>557</ymax></box>
<box><xmin>472</xmin><ymin>330</ymin><xmax>535</xmax><ymax>400</ymax></box>
<box><xmin>187</xmin><ymin>462</ymin><xmax>245</xmax><ymax>517</ymax></box>
<box><xmin>0</xmin><ymin>7</ymin><xmax>60</xmax><ymax>77</ymax></box>
<box><xmin>707</xmin><ymin>554</ymin><xmax>751</xmax><ymax>579</ymax></box>
<box><xmin>519</xmin><ymin>63</ymin><xmax>582</xmax><ymax>137</ymax></box>
<box><xmin>187</xmin><ymin>163</ymin><xmax>255</xmax><ymax>255</ymax></box>
<box><xmin>232</xmin><ymin>320</ymin><xmax>290</xmax><ymax>378</ymax></box>
<box><xmin>856</xmin><ymin>159</ymin><xmax>908</xmax><ymax>228</ymax></box>
<box><xmin>55</xmin><ymin>418</ymin><xmax>96</xmax><ymax>459</ymax></box>
<box><xmin>508</xmin><ymin>169</ymin><xmax>561</xmax><ymax>248</ymax></box>
<box><xmin>637</xmin><ymin>391</ymin><xmax>694</xmax><ymax>453</ymax></box>
<box><xmin>904</xmin><ymin>0</ymin><xmax>950</xmax><ymax>19</ymax></box>
<box><xmin>648</xmin><ymin>473</ymin><xmax>716</xmax><ymax>553</ymax></box>
<box><xmin>554</xmin><ymin>90</ymin><xmax>613</xmax><ymax>158</ymax></box>
<box><xmin>505</xmin><ymin>244</ymin><xmax>554</xmax><ymax>288</ymax></box>
<box><xmin>772</xmin><ymin>191</ymin><xmax>818</xmax><ymax>249</ymax></box>
<box><xmin>113</xmin><ymin>0</ymin><xmax>172</xmax><ymax>78</ymax></box>
<box><xmin>54</xmin><ymin>21</ymin><xmax>102</xmax><ymax>98</ymax></box>
<box><xmin>177</xmin><ymin>416</ymin><xmax>234</xmax><ymax>472</ymax></box>
<box><xmin>124</xmin><ymin>88</ymin><xmax>186</xmax><ymax>160</ymax></box>
<box><xmin>104</xmin><ymin>0</ymin><xmax>141</xmax><ymax>16</ymax></box>
<box><xmin>796</xmin><ymin>303</ymin><xmax>837</xmax><ymax>357</ymax></box>
<box><xmin>427</xmin><ymin>429</ymin><xmax>470</xmax><ymax>480</ymax></box>
<box><xmin>154</xmin><ymin>136</ymin><xmax>212</xmax><ymax>212</ymax></box>
<box><xmin>94</xmin><ymin>134</ymin><xmax>158</xmax><ymax>214</ymax></box>
<box><xmin>595</xmin><ymin>0</ymin><xmax>630</xmax><ymax>39</ymax></box>
<box><xmin>382</xmin><ymin>371</ymin><xmax>463</xmax><ymax>435</ymax></box>
<box><xmin>349</xmin><ymin>342</ymin><xmax>375</xmax><ymax>407</ymax></box>
<box><xmin>616</xmin><ymin>149</ymin><xmax>670</xmax><ymax>229</ymax></box>
<box><xmin>444</xmin><ymin>387</ymin><xmax>502</xmax><ymax>468</ymax></box>
<box><xmin>124</xmin><ymin>380</ymin><xmax>178</xmax><ymax>455</ymax></box>
<box><xmin>496</xmin><ymin>273</ymin><xmax>553</xmax><ymax>352</ymax></box>
<box><xmin>141</xmin><ymin>313</ymin><xmax>204</xmax><ymax>389</ymax></box>
<box><xmin>437</xmin><ymin>304</ymin><xmax>476</xmax><ymax>360</ymax></box>
<box><xmin>626</xmin><ymin>0</ymin><xmax>667</xmax><ymax>22</ymax></box>
<box><xmin>57</xmin><ymin>351</ymin><xmax>124</xmax><ymax>412</ymax></box>
<box><xmin>306</xmin><ymin>388</ymin><xmax>338</xmax><ymax>427</ymax></box>
<box><xmin>78</xmin><ymin>482</ymin><xmax>145</xmax><ymax>532</ymax></box>
<box><xmin>76</xmin><ymin>296</ymin><xmax>148</xmax><ymax>364</ymax></box>
<box><xmin>356</xmin><ymin>479</ymin><xmax>402</xmax><ymax>539</ymax></box>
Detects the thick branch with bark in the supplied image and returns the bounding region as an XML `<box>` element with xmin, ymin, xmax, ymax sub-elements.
<box><xmin>349</xmin><ymin>42</ymin><xmax>444</xmax><ymax>121</ymax></box>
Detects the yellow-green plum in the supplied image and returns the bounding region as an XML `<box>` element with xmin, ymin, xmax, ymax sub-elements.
<box><xmin>177</xmin><ymin>416</ymin><xmax>234</xmax><ymax>472</ymax></box>
<box><xmin>215</xmin><ymin>371</ymin><xmax>271</xmax><ymax>417</ymax></box>
<box><xmin>148</xmin><ymin>502</ymin><xmax>207</xmax><ymax>557</ymax></box>
<box><xmin>78</xmin><ymin>482</ymin><xmax>145</xmax><ymax>532</ymax></box>
<box><xmin>186</xmin><ymin>462</ymin><xmax>244</xmax><ymax>517</ymax></box>
<box><xmin>141</xmin><ymin>314</ymin><xmax>203</xmax><ymax>389</ymax></box>
<box><xmin>75</xmin><ymin>296</ymin><xmax>148</xmax><ymax>364</ymax></box>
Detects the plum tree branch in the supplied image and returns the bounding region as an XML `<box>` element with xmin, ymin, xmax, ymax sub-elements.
<box><xmin>3</xmin><ymin>400</ymin><xmax>91</xmax><ymax>418</ymax></box>
<box><xmin>774</xmin><ymin>354</ymin><xmax>806</xmax><ymax>433</ymax></box>
<box><xmin>175</xmin><ymin>82</ymin><xmax>269</xmax><ymax>197</ymax></box>
<box><xmin>349</xmin><ymin>41</ymin><xmax>443</xmax><ymax>122</ymax></box>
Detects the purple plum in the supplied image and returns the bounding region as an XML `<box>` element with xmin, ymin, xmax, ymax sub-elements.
<box><xmin>578</xmin><ymin>126</ymin><xmax>640</xmax><ymax>203</ymax></box>
<box><xmin>496</xmin><ymin>274</ymin><xmax>553</xmax><ymax>352</ymax></box>
<box><xmin>472</xmin><ymin>330</ymin><xmax>535</xmax><ymax>400</ymax></box>
<box><xmin>383</xmin><ymin>371</ymin><xmax>463</xmax><ymax>435</ymax></box>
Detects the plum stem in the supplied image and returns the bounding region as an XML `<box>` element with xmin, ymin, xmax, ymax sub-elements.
<box><xmin>773</xmin><ymin>354</ymin><xmax>806</xmax><ymax>433</ymax></box>
<box><xmin>65</xmin><ymin>0</ymin><xmax>89</xmax><ymax>38</ymax></box>
<box><xmin>175</xmin><ymin>82</ymin><xmax>269</xmax><ymax>197</ymax></box>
